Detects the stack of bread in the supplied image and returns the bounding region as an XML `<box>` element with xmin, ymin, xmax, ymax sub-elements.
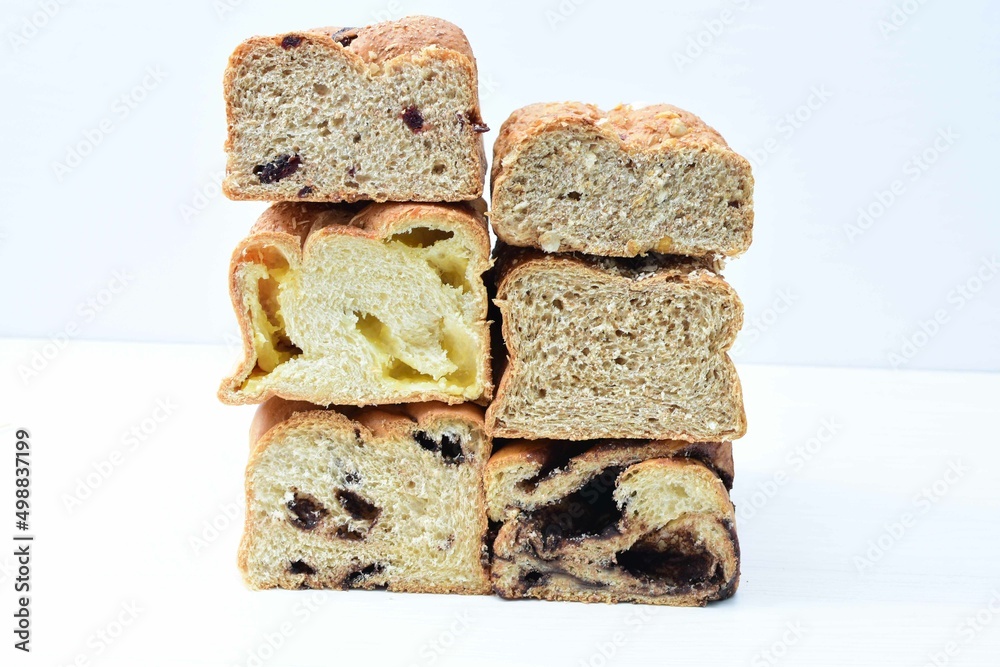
<box><xmin>483</xmin><ymin>102</ymin><xmax>752</xmax><ymax>604</ymax></box>
<box><xmin>217</xmin><ymin>16</ymin><xmax>752</xmax><ymax>606</ymax></box>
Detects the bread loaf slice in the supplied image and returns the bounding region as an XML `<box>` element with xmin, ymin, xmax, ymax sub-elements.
<box><xmin>486</xmin><ymin>247</ymin><xmax>745</xmax><ymax>441</ymax></box>
<box><xmin>223</xmin><ymin>16</ymin><xmax>487</xmax><ymax>203</ymax></box>
<box><xmin>485</xmin><ymin>440</ymin><xmax>739</xmax><ymax>605</ymax></box>
<box><xmin>239</xmin><ymin>398</ymin><xmax>492</xmax><ymax>593</ymax></box>
<box><xmin>491</xmin><ymin>102</ymin><xmax>753</xmax><ymax>257</ymax></box>
<box><xmin>218</xmin><ymin>201</ymin><xmax>492</xmax><ymax>406</ymax></box>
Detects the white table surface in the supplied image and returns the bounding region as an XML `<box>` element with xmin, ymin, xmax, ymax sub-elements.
<box><xmin>2</xmin><ymin>338</ymin><xmax>998</xmax><ymax>666</ymax></box>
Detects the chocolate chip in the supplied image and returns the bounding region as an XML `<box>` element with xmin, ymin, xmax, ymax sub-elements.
<box><xmin>330</xmin><ymin>27</ymin><xmax>358</xmax><ymax>47</ymax></box>
<box><xmin>440</xmin><ymin>434</ymin><xmax>464</xmax><ymax>463</ymax></box>
<box><xmin>344</xmin><ymin>563</ymin><xmax>384</xmax><ymax>587</ymax></box>
<box><xmin>281</xmin><ymin>35</ymin><xmax>303</xmax><ymax>49</ymax></box>
<box><xmin>347</xmin><ymin>166</ymin><xmax>357</xmax><ymax>178</ymax></box>
<box><xmin>413</xmin><ymin>431</ymin><xmax>465</xmax><ymax>464</ymax></box>
<box><xmin>336</xmin><ymin>489</ymin><xmax>380</xmax><ymax>522</ymax></box>
<box><xmin>344</xmin><ymin>471</ymin><xmax>360</xmax><ymax>485</ymax></box>
<box><xmin>414</xmin><ymin>431</ymin><xmax>438</xmax><ymax>453</ymax></box>
<box><xmin>334</xmin><ymin>524</ymin><xmax>366</xmax><ymax>541</ymax></box>
<box><xmin>253</xmin><ymin>154</ymin><xmax>301</xmax><ymax>184</ymax></box>
<box><xmin>472</xmin><ymin>122</ymin><xmax>490</xmax><ymax>133</ymax></box>
<box><xmin>728</xmin><ymin>200</ymin><xmax>742</xmax><ymax>208</ymax></box>
<box><xmin>297</xmin><ymin>185</ymin><xmax>313</xmax><ymax>198</ymax></box>
<box><xmin>287</xmin><ymin>491</ymin><xmax>327</xmax><ymax>530</ymax></box>
<box><xmin>566</xmin><ymin>191</ymin><xmax>582</xmax><ymax>201</ymax></box>
<box><xmin>288</xmin><ymin>560</ymin><xmax>315</xmax><ymax>575</ymax></box>
<box><xmin>401</xmin><ymin>106</ymin><xmax>424</xmax><ymax>133</ymax></box>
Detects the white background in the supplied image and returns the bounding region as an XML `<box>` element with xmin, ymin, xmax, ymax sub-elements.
<box><xmin>1</xmin><ymin>0</ymin><xmax>998</xmax><ymax>371</ymax></box>
<box><xmin>2</xmin><ymin>2</ymin><xmax>1000</xmax><ymax>666</ymax></box>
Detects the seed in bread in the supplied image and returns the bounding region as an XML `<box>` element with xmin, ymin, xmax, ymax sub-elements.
<box><xmin>490</xmin><ymin>102</ymin><xmax>753</xmax><ymax>257</ymax></box>
<box><xmin>239</xmin><ymin>398</ymin><xmax>492</xmax><ymax>593</ymax></box>
<box><xmin>486</xmin><ymin>246</ymin><xmax>745</xmax><ymax>441</ymax></box>
<box><xmin>219</xmin><ymin>201</ymin><xmax>492</xmax><ymax>406</ymax></box>
<box><xmin>223</xmin><ymin>16</ymin><xmax>488</xmax><ymax>203</ymax></box>
<box><xmin>486</xmin><ymin>439</ymin><xmax>739</xmax><ymax>605</ymax></box>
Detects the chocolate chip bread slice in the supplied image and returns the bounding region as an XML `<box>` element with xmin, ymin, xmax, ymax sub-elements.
<box><xmin>486</xmin><ymin>439</ymin><xmax>739</xmax><ymax>605</ymax></box>
<box><xmin>239</xmin><ymin>398</ymin><xmax>492</xmax><ymax>593</ymax></box>
<box><xmin>486</xmin><ymin>247</ymin><xmax>745</xmax><ymax>441</ymax></box>
<box><xmin>223</xmin><ymin>16</ymin><xmax>487</xmax><ymax>203</ymax></box>
<box><xmin>490</xmin><ymin>102</ymin><xmax>753</xmax><ymax>257</ymax></box>
<box><xmin>219</xmin><ymin>200</ymin><xmax>492</xmax><ymax>406</ymax></box>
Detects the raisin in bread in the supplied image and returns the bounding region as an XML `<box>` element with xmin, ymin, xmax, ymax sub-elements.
<box><xmin>485</xmin><ymin>440</ymin><xmax>739</xmax><ymax>605</ymax></box>
<box><xmin>491</xmin><ymin>102</ymin><xmax>753</xmax><ymax>257</ymax></box>
<box><xmin>486</xmin><ymin>247</ymin><xmax>745</xmax><ymax>441</ymax></box>
<box><xmin>218</xmin><ymin>201</ymin><xmax>492</xmax><ymax>406</ymax></box>
<box><xmin>239</xmin><ymin>398</ymin><xmax>492</xmax><ymax>593</ymax></box>
<box><xmin>223</xmin><ymin>16</ymin><xmax>487</xmax><ymax>203</ymax></box>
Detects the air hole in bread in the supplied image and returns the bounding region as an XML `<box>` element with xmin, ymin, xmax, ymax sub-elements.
<box><xmin>388</xmin><ymin>227</ymin><xmax>454</xmax><ymax>248</ymax></box>
<box><xmin>245</xmin><ymin>252</ymin><xmax>303</xmax><ymax>376</ymax></box>
<box><xmin>532</xmin><ymin>467</ymin><xmax>624</xmax><ymax>544</ymax></box>
<box><xmin>287</xmin><ymin>560</ymin><xmax>315</xmax><ymax>575</ymax></box>
<box><xmin>521</xmin><ymin>570</ymin><xmax>544</xmax><ymax>588</ymax></box>
<box><xmin>615</xmin><ymin>527</ymin><xmax>722</xmax><ymax>588</ymax></box>
<box><xmin>313</xmin><ymin>82</ymin><xmax>330</xmax><ymax>96</ymax></box>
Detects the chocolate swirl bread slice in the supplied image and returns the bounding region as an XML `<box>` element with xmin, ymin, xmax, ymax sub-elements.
<box><xmin>490</xmin><ymin>102</ymin><xmax>753</xmax><ymax>257</ymax></box>
<box><xmin>486</xmin><ymin>247</ymin><xmax>745</xmax><ymax>441</ymax></box>
<box><xmin>485</xmin><ymin>440</ymin><xmax>739</xmax><ymax>605</ymax></box>
<box><xmin>239</xmin><ymin>398</ymin><xmax>492</xmax><ymax>593</ymax></box>
<box><xmin>219</xmin><ymin>201</ymin><xmax>492</xmax><ymax>406</ymax></box>
<box><xmin>223</xmin><ymin>16</ymin><xmax>487</xmax><ymax>203</ymax></box>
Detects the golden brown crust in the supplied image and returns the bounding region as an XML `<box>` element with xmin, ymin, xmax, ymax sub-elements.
<box><xmin>488</xmin><ymin>439</ymin><xmax>735</xmax><ymax>497</ymax></box>
<box><xmin>491</xmin><ymin>102</ymin><xmax>730</xmax><ymax>187</ymax></box>
<box><xmin>485</xmin><ymin>248</ymin><xmax>746</xmax><ymax>441</ymax></box>
<box><xmin>222</xmin><ymin>17</ymin><xmax>486</xmax><ymax>203</ymax></box>
<box><xmin>218</xmin><ymin>200</ymin><xmax>493</xmax><ymax>407</ymax></box>
<box><xmin>239</xmin><ymin>398</ymin><xmax>492</xmax><ymax>595</ymax></box>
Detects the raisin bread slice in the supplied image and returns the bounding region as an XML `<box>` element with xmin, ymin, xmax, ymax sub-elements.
<box><xmin>239</xmin><ymin>398</ymin><xmax>492</xmax><ymax>593</ymax></box>
<box><xmin>486</xmin><ymin>247</ymin><xmax>745</xmax><ymax>441</ymax></box>
<box><xmin>219</xmin><ymin>200</ymin><xmax>492</xmax><ymax>407</ymax></box>
<box><xmin>490</xmin><ymin>102</ymin><xmax>753</xmax><ymax>257</ymax></box>
<box><xmin>223</xmin><ymin>16</ymin><xmax>487</xmax><ymax>203</ymax></box>
<box><xmin>485</xmin><ymin>440</ymin><xmax>739</xmax><ymax>605</ymax></box>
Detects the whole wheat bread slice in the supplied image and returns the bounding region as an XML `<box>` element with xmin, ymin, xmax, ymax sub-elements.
<box><xmin>223</xmin><ymin>16</ymin><xmax>488</xmax><ymax>203</ymax></box>
<box><xmin>486</xmin><ymin>247</ymin><xmax>745</xmax><ymax>441</ymax></box>
<box><xmin>490</xmin><ymin>102</ymin><xmax>753</xmax><ymax>257</ymax></box>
